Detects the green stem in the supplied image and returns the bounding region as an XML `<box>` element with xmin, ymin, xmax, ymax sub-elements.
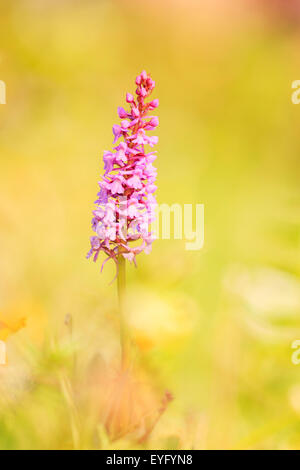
<box><xmin>117</xmin><ymin>255</ymin><xmax>127</xmax><ymax>367</ymax></box>
<box><xmin>59</xmin><ymin>373</ymin><xmax>81</xmax><ymax>449</ymax></box>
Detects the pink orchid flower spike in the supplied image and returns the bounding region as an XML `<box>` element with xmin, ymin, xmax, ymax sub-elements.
<box><xmin>87</xmin><ymin>71</ymin><xmax>159</xmax><ymax>272</ymax></box>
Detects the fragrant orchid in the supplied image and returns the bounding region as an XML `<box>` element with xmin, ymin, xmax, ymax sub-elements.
<box><xmin>87</xmin><ymin>71</ymin><xmax>158</xmax><ymax>271</ymax></box>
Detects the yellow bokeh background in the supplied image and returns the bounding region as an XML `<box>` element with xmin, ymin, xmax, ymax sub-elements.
<box><xmin>0</xmin><ymin>0</ymin><xmax>300</xmax><ymax>449</ymax></box>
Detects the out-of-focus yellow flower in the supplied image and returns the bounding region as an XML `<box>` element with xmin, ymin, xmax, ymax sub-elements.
<box><xmin>2</xmin><ymin>299</ymin><xmax>47</xmax><ymax>345</ymax></box>
<box><xmin>0</xmin><ymin>315</ymin><xmax>26</xmax><ymax>341</ymax></box>
<box><xmin>127</xmin><ymin>287</ymin><xmax>198</xmax><ymax>350</ymax></box>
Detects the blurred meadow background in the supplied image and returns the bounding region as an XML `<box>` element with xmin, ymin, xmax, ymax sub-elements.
<box><xmin>1</xmin><ymin>0</ymin><xmax>300</xmax><ymax>450</ymax></box>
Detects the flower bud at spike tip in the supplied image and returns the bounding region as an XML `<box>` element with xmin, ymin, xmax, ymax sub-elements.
<box><xmin>126</xmin><ymin>93</ymin><xmax>134</xmax><ymax>103</ymax></box>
